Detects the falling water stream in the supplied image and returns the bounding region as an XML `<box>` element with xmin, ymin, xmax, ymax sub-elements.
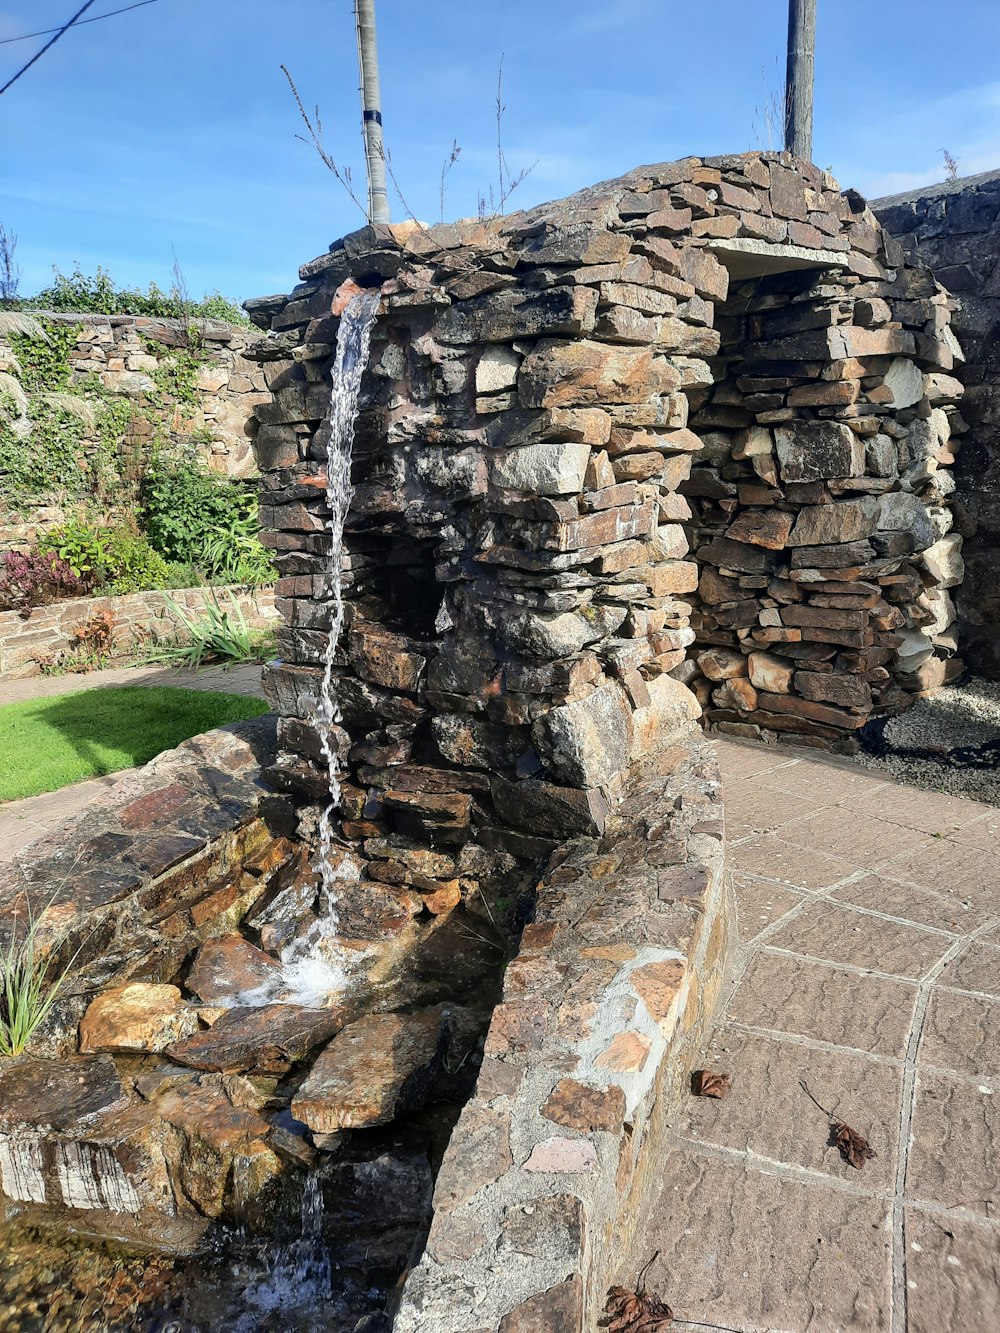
<box><xmin>246</xmin><ymin>290</ymin><xmax>381</xmax><ymax>1009</ymax></box>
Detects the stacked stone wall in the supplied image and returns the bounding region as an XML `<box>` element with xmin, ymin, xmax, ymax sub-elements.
<box><xmin>683</xmin><ymin>263</ymin><xmax>965</xmax><ymax>751</ymax></box>
<box><xmin>1</xmin><ymin>313</ymin><xmax>267</xmax><ymax>551</ymax></box>
<box><xmin>875</xmin><ymin>170</ymin><xmax>1000</xmax><ymax>675</ymax></box>
<box><xmin>247</xmin><ymin>151</ymin><xmax>963</xmax><ymax>821</ymax></box>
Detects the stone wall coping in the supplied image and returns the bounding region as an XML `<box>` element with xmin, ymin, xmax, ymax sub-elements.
<box><xmin>873</xmin><ymin>166</ymin><xmax>1000</xmax><ymax>210</ymax></box>
<box><xmin>23</xmin><ymin>310</ymin><xmax>251</xmax><ymax>343</ymax></box>
<box><xmin>393</xmin><ymin>731</ymin><xmax>734</xmax><ymax>1333</ymax></box>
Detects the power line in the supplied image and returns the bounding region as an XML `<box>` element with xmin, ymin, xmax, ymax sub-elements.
<box><xmin>0</xmin><ymin>0</ymin><xmax>162</xmax><ymax>47</ymax></box>
<box><xmin>0</xmin><ymin>0</ymin><xmax>100</xmax><ymax>96</ymax></box>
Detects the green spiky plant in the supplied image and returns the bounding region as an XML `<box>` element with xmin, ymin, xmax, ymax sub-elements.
<box><xmin>0</xmin><ymin>901</ymin><xmax>80</xmax><ymax>1056</ymax></box>
<box><xmin>142</xmin><ymin>590</ymin><xmax>275</xmax><ymax>669</ymax></box>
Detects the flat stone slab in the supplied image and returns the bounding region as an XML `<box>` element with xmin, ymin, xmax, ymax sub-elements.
<box><xmin>166</xmin><ymin>1004</ymin><xmax>345</xmax><ymax>1074</ymax></box>
<box><xmin>617</xmin><ymin>739</ymin><xmax>1000</xmax><ymax>1332</ymax></box>
<box><xmin>292</xmin><ymin>1008</ymin><xmax>447</xmax><ymax>1132</ymax></box>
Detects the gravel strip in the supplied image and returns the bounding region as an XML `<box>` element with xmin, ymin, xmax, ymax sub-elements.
<box><xmin>854</xmin><ymin>675</ymin><xmax>1000</xmax><ymax>805</ymax></box>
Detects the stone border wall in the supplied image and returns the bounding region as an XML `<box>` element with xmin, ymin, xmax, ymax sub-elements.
<box><xmin>393</xmin><ymin>735</ymin><xmax>731</xmax><ymax>1332</ymax></box>
<box><xmin>0</xmin><ymin>584</ymin><xmax>277</xmax><ymax>678</ymax></box>
<box><xmin>875</xmin><ymin>170</ymin><xmax>1000</xmax><ymax>676</ymax></box>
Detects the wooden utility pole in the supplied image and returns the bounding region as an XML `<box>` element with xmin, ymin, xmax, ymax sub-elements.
<box><xmin>784</xmin><ymin>0</ymin><xmax>816</xmax><ymax>160</ymax></box>
<box><xmin>355</xmin><ymin>0</ymin><xmax>390</xmax><ymax>223</ymax></box>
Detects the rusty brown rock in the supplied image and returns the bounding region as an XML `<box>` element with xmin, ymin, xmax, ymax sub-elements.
<box><xmin>186</xmin><ymin>936</ymin><xmax>282</xmax><ymax>1005</ymax></box>
<box><xmin>291</xmin><ymin>1008</ymin><xmax>447</xmax><ymax>1131</ymax></box>
<box><xmin>80</xmin><ymin>983</ymin><xmax>200</xmax><ymax>1055</ymax></box>
<box><xmin>540</xmin><ymin>1078</ymin><xmax>626</xmax><ymax>1134</ymax></box>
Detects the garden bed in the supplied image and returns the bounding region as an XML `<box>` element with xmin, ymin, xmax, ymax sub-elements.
<box><xmin>0</xmin><ymin>584</ymin><xmax>277</xmax><ymax>679</ymax></box>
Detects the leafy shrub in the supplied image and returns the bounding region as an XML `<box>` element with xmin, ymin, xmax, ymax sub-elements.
<box><xmin>38</xmin><ymin>518</ymin><xmax>109</xmax><ymax>580</ymax></box>
<box><xmin>38</xmin><ymin>521</ymin><xmax>172</xmax><ymax>595</ymax></box>
<box><xmin>0</xmin><ymin>550</ymin><xmax>88</xmax><ymax>613</ymax></box>
<box><xmin>101</xmin><ymin>529</ymin><xmax>171</xmax><ymax>595</ymax></box>
<box><xmin>25</xmin><ymin>265</ymin><xmax>250</xmax><ymax>326</ymax></box>
<box><xmin>162</xmin><ymin>560</ymin><xmax>209</xmax><ymax>590</ymax></box>
<box><xmin>143</xmin><ymin>455</ymin><xmax>275</xmax><ymax>585</ymax></box>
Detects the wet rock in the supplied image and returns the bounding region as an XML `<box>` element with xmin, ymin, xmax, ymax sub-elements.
<box><xmin>186</xmin><ymin>935</ymin><xmax>282</xmax><ymax>1005</ymax></box>
<box><xmin>155</xmin><ymin>1078</ymin><xmax>280</xmax><ymax>1216</ymax></box>
<box><xmin>491</xmin><ymin>776</ymin><xmax>609</xmax><ymax>837</ymax></box>
<box><xmin>337</xmin><ymin>881</ymin><xmax>423</xmax><ymax>940</ymax></box>
<box><xmin>79</xmin><ymin>983</ymin><xmax>201</xmax><ymax>1055</ymax></box>
<box><xmin>0</xmin><ymin>1056</ymin><xmax>128</xmax><ymax>1133</ymax></box>
<box><xmin>291</xmin><ymin>1009</ymin><xmax>447</xmax><ymax>1132</ymax></box>
<box><xmin>166</xmin><ymin>1004</ymin><xmax>345</xmax><ymax>1074</ymax></box>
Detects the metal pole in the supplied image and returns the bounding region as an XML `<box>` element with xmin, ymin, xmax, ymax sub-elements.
<box><xmin>354</xmin><ymin>0</ymin><xmax>390</xmax><ymax>223</ymax></box>
<box><xmin>784</xmin><ymin>0</ymin><xmax>816</xmax><ymax>161</ymax></box>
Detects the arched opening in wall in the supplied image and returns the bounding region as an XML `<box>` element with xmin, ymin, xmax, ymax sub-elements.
<box><xmin>677</xmin><ymin>244</ymin><xmax>960</xmax><ymax>754</ymax></box>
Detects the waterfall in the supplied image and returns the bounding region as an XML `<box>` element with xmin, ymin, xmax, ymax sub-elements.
<box><xmin>247</xmin><ymin>290</ymin><xmax>379</xmax><ymax>1008</ymax></box>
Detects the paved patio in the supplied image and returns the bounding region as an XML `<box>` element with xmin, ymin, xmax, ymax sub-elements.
<box><xmin>0</xmin><ymin>664</ymin><xmax>266</xmax><ymax>862</ymax></box>
<box><xmin>623</xmin><ymin>738</ymin><xmax>1000</xmax><ymax>1333</ymax></box>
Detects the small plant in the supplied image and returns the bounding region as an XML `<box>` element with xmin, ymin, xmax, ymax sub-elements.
<box><xmin>941</xmin><ymin>148</ymin><xmax>959</xmax><ymax>182</ymax></box>
<box><xmin>24</xmin><ymin>263</ymin><xmax>250</xmax><ymax>325</ymax></box>
<box><xmin>0</xmin><ymin>901</ymin><xmax>79</xmax><ymax>1057</ymax></box>
<box><xmin>0</xmin><ymin>550</ymin><xmax>88</xmax><ymax>614</ymax></box>
<box><xmin>143</xmin><ymin>591</ymin><xmax>275</xmax><ymax>669</ymax></box>
<box><xmin>68</xmin><ymin>610</ymin><xmax>116</xmax><ymax>669</ymax></box>
<box><xmin>100</xmin><ymin>528</ymin><xmax>171</xmax><ymax>595</ymax></box>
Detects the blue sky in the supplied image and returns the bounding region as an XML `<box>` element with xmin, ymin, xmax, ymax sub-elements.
<box><xmin>2</xmin><ymin>0</ymin><xmax>999</xmax><ymax>307</ymax></box>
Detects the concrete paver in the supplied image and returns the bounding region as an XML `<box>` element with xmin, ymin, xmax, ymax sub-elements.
<box><xmin>624</xmin><ymin>738</ymin><xmax>1000</xmax><ymax>1333</ymax></box>
<box><xmin>0</xmin><ymin>663</ymin><xmax>267</xmax><ymax>863</ymax></box>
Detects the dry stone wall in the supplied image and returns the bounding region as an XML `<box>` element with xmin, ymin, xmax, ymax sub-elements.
<box><xmin>1</xmin><ymin>313</ymin><xmax>267</xmax><ymax>550</ymax></box>
<box><xmin>875</xmin><ymin>171</ymin><xmax>1000</xmax><ymax>676</ymax></box>
<box><xmin>684</xmin><ymin>262</ymin><xmax>965</xmax><ymax>752</ymax></box>
<box><xmin>247</xmin><ymin>151</ymin><xmax>962</xmax><ymax>825</ymax></box>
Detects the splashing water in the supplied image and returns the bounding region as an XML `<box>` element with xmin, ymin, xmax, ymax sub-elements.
<box><xmin>230</xmin><ymin>1174</ymin><xmax>334</xmax><ymax>1330</ymax></box>
<box><xmin>248</xmin><ymin>290</ymin><xmax>380</xmax><ymax>1008</ymax></box>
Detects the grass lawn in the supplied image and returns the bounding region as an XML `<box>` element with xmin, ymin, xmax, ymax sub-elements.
<box><xmin>0</xmin><ymin>686</ymin><xmax>270</xmax><ymax>802</ymax></box>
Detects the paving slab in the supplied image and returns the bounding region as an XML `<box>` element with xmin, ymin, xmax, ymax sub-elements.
<box><xmin>620</xmin><ymin>738</ymin><xmax>1000</xmax><ymax>1333</ymax></box>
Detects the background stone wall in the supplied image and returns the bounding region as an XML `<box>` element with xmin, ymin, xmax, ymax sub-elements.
<box><xmin>875</xmin><ymin>170</ymin><xmax>1000</xmax><ymax>675</ymax></box>
<box><xmin>1</xmin><ymin>313</ymin><xmax>267</xmax><ymax>551</ymax></box>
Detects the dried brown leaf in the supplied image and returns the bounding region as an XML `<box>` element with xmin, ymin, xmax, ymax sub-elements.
<box><xmin>832</xmin><ymin>1120</ymin><xmax>877</xmax><ymax>1169</ymax></box>
<box><xmin>603</xmin><ymin>1284</ymin><xmax>674</xmax><ymax>1332</ymax></box>
<box><xmin>692</xmin><ymin>1069</ymin><xmax>731</xmax><ymax>1099</ymax></box>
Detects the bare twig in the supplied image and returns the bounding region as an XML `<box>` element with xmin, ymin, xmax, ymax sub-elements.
<box><xmin>493</xmin><ymin>53</ymin><xmax>537</xmax><ymax>215</ymax></box>
<box><xmin>440</xmin><ymin>138</ymin><xmax>461</xmax><ymax>222</ymax></box>
<box><xmin>751</xmin><ymin>59</ymin><xmax>785</xmax><ymax>151</ymax></box>
<box><xmin>0</xmin><ymin>222</ymin><xmax>21</xmax><ymax>307</ymax></box>
<box><xmin>373</xmin><ymin>142</ymin><xmax>420</xmax><ymax>224</ymax></box>
<box><xmin>280</xmin><ymin>64</ymin><xmax>368</xmax><ymax>219</ymax></box>
<box><xmin>941</xmin><ymin>148</ymin><xmax>959</xmax><ymax>182</ymax></box>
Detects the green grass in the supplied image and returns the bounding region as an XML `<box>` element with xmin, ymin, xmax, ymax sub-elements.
<box><xmin>0</xmin><ymin>686</ymin><xmax>269</xmax><ymax>802</ymax></box>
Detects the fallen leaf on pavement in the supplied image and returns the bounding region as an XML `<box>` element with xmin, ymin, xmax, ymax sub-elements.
<box><xmin>831</xmin><ymin>1120</ymin><xmax>877</xmax><ymax>1169</ymax></box>
<box><xmin>692</xmin><ymin>1069</ymin><xmax>730</xmax><ymax>1099</ymax></box>
<box><xmin>602</xmin><ymin>1252</ymin><xmax>673</xmax><ymax>1331</ymax></box>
